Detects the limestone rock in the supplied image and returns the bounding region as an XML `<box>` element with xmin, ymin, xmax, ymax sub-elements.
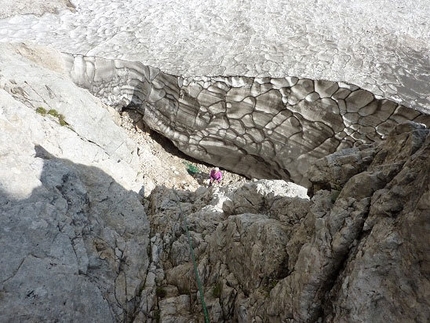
<box><xmin>307</xmin><ymin>144</ymin><xmax>377</xmax><ymax>194</ymax></box>
<box><xmin>264</xmin><ymin>122</ymin><xmax>430</xmax><ymax>322</ymax></box>
<box><xmin>223</xmin><ymin>180</ymin><xmax>310</xmax><ymax>230</ymax></box>
<box><xmin>143</xmin><ymin>123</ymin><xmax>430</xmax><ymax>323</ymax></box>
<box><xmin>141</xmin><ymin>180</ymin><xmax>311</xmax><ymax>322</ymax></box>
<box><xmin>0</xmin><ymin>43</ymin><xmax>150</xmax><ymax>322</ymax></box>
<box><xmin>326</xmin><ymin>123</ymin><xmax>430</xmax><ymax>322</ymax></box>
<box><xmin>209</xmin><ymin>213</ymin><xmax>290</xmax><ymax>293</ymax></box>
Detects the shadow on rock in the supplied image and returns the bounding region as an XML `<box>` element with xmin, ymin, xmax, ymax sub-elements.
<box><xmin>0</xmin><ymin>145</ymin><xmax>150</xmax><ymax>323</ymax></box>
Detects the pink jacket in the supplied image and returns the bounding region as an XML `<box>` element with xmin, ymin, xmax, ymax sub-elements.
<box><xmin>210</xmin><ymin>169</ymin><xmax>222</xmax><ymax>182</ymax></box>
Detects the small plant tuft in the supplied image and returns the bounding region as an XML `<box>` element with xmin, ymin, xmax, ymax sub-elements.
<box><xmin>184</xmin><ymin>162</ymin><xmax>199</xmax><ymax>175</ymax></box>
<box><xmin>36</xmin><ymin>107</ymin><xmax>47</xmax><ymax>116</ymax></box>
<box><xmin>58</xmin><ymin>114</ymin><xmax>68</xmax><ymax>126</ymax></box>
<box><xmin>212</xmin><ymin>281</ymin><xmax>222</xmax><ymax>298</ymax></box>
<box><xmin>47</xmin><ymin>109</ymin><xmax>59</xmax><ymax>117</ymax></box>
<box><xmin>268</xmin><ymin>279</ymin><xmax>278</xmax><ymax>290</ymax></box>
<box><xmin>36</xmin><ymin>108</ymin><xmax>68</xmax><ymax>126</ymax></box>
<box><xmin>262</xmin><ymin>278</ymin><xmax>279</xmax><ymax>294</ymax></box>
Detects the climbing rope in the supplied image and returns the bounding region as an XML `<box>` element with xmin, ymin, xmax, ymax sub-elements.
<box><xmin>172</xmin><ymin>188</ymin><xmax>210</xmax><ymax>323</ymax></box>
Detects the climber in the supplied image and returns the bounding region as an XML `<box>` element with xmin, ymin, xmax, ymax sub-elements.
<box><xmin>209</xmin><ymin>167</ymin><xmax>223</xmax><ymax>186</ymax></box>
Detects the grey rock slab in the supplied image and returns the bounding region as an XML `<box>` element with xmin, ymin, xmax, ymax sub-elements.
<box><xmin>0</xmin><ymin>43</ymin><xmax>150</xmax><ymax>322</ymax></box>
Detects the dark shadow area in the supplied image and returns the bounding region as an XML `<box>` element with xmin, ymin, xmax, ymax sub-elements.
<box><xmin>120</xmin><ymin>106</ymin><xmax>245</xmax><ymax>188</ymax></box>
<box><xmin>122</xmin><ymin>107</ymin><xmax>216</xmax><ymax>168</ymax></box>
<box><xmin>0</xmin><ymin>145</ymin><xmax>150</xmax><ymax>323</ymax></box>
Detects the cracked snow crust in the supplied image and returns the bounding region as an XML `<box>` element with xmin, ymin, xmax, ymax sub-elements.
<box><xmin>0</xmin><ymin>0</ymin><xmax>429</xmax><ymax>112</ymax></box>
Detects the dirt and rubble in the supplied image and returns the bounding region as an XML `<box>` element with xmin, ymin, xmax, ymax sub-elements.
<box><xmin>117</xmin><ymin>109</ymin><xmax>248</xmax><ymax>195</ymax></box>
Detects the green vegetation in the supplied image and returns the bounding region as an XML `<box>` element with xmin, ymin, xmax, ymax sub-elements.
<box><xmin>267</xmin><ymin>279</ymin><xmax>278</xmax><ymax>290</ymax></box>
<box><xmin>47</xmin><ymin>109</ymin><xmax>59</xmax><ymax>117</ymax></box>
<box><xmin>177</xmin><ymin>284</ymin><xmax>191</xmax><ymax>295</ymax></box>
<box><xmin>184</xmin><ymin>162</ymin><xmax>199</xmax><ymax>175</ymax></box>
<box><xmin>36</xmin><ymin>107</ymin><xmax>47</xmax><ymax>116</ymax></box>
<box><xmin>212</xmin><ymin>282</ymin><xmax>222</xmax><ymax>298</ymax></box>
<box><xmin>262</xmin><ymin>278</ymin><xmax>279</xmax><ymax>294</ymax></box>
<box><xmin>58</xmin><ymin>114</ymin><xmax>67</xmax><ymax>126</ymax></box>
<box><xmin>36</xmin><ymin>107</ymin><xmax>68</xmax><ymax>126</ymax></box>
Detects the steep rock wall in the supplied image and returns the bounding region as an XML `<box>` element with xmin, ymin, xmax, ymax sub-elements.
<box><xmin>143</xmin><ymin>122</ymin><xmax>430</xmax><ymax>322</ymax></box>
<box><xmin>0</xmin><ymin>43</ymin><xmax>150</xmax><ymax>322</ymax></box>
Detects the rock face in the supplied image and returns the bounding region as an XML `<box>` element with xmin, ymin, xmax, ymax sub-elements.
<box><xmin>63</xmin><ymin>54</ymin><xmax>430</xmax><ymax>186</ymax></box>
<box><xmin>0</xmin><ymin>43</ymin><xmax>150</xmax><ymax>322</ymax></box>
<box><xmin>144</xmin><ymin>122</ymin><xmax>430</xmax><ymax>323</ymax></box>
